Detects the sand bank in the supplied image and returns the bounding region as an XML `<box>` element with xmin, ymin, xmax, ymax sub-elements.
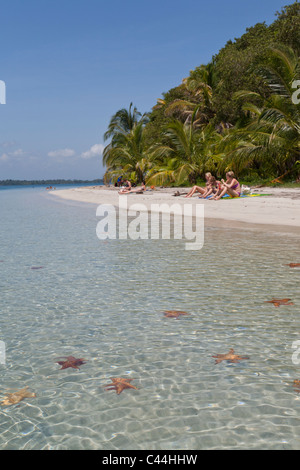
<box><xmin>49</xmin><ymin>185</ymin><xmax>300</xmax><ymax>236</ymax></box>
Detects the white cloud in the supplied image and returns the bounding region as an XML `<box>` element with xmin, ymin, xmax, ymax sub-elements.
<box><xmin>12</xmin><ymin>148</ymin><xmax>24</xmax><ymax>156</ymax></box>
<box><xmin>81</xmin><ymin>144</ymin><xmax>104</xmax><ymax>160</ymax></box>
<box><xmin>0</xmin><ymin>148</ymin><xmax>26</xmax><ymax>162</ymax></box>
<box><xmin>48</xmin><ymin>148</ymin><xmax>75</xmax><ymax>158</ymax></box>
<box><xmin>0</xmin><ymin>153</ymin><xmax>9</xmax><ymax>162</ymax></box>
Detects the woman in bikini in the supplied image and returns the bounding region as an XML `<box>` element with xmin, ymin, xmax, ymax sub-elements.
<box><xmin>184</xmin><ymin>172</ymin><xmax>212</xmax><ymax>198</ymax></box>
<box><xmin>198</xmin><ymin>176</ymin><xmax>222</xmax><ymax>199</ymax></box>
<box><xmin>210</xmin><ymin>171</ymin><xmax>241</xmax><ymax>200</ymax></box>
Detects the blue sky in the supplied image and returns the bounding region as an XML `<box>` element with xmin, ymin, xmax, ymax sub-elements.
<box><xmin>0</xmin><ymin>0</ymin><xmax>294</xmax><ymax>180</ymax></box>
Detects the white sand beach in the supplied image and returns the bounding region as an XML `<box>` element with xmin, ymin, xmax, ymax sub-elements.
<box><xmin>49</xmin><ymin>185</ymin><xmax>300</xmax><ymax>236</ymax></box>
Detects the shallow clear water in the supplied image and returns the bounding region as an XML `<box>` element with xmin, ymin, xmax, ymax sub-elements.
<box><xmin>0</xmin><ymin>188</ymin><xmax>299</xmax><ymax>450</ymax></box>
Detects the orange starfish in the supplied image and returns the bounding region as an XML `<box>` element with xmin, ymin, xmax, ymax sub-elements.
<box><xmin>264</xmin><ymin>298</ymin><xmax>294</xmax><ymax>307</ymax></box>
<box><xmin>55</xmin><ymin>356</ymin><xmax>87</xmax><ymax>370</ymax></box>
<box><xmin>163</xmin><ymin>310</ymin><xmax>190</xmax><ymax>319</ymax></box>
<box><xmin>103</xmin><ymin>378</ymin><xmax>138</xmax><ymax>395</ymax></box>
<box><xmin>293</xmin><ymin>380</ymin><xmax>300</xmax><ymax>393</ymax></box>
<box><xmin>212</xmin><ymin>348</ymin><xmax>250</xmax><ymax>364</ymax></box>
<box><xmin>1</xmin><ymin>386</ymin><xmax>36</xmax><ymax>406</ymax></box>
<box><xmin>286</xmin><ymin>263</ymin><xmax>300</xmax><ymax>268</ymax></box>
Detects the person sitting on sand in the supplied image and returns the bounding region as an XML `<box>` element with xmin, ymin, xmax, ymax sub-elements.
<box><xmin>116</xmin><ymin>175</ymin><xmax>124</xmax><ymax>187</ymax></box>
<box><xmin>199</xmin><ymin>176</ymin><xmax>222</xmax><ymax>199</ymax></box>
<box><xmin>210</xmin><ymin>171</ymin><xmax>241</xmax><ymax>200</ymax></box>
<box><xmin>118</xmin><ymin>180</ymin><xmax>132</xmax><ymax>194</ymax></box>
<box><xmin>184</xmin><ymin>172</ymin><xmax>212</xmax><ymax>198</ymax></box>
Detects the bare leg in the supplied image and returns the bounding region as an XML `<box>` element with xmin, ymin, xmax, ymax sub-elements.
<box><xmin>211</xmin><ymin>187</ymin><xmax>222</xmax><ymax>199</ymax></box>
<box><xmin>185</xmin><ymin>186</ymin><xmax>197</xmax><ymax>198</ymax></box>
<box><xmin>184</xmin><ymin>186</ymin><xmax>206</xmax><ymax>198</ymax></box>
<box><xmin>211</xmin><ymin>186</ymin><xmax>227</xmax><ymax>200</ymax></box>
<box><xmin>226</xmin><ymin>188</ymin><xmax>240</xmax><ymax>198</ymax></box>
<box><xmin>118</xmin><ymin>189</ymin><xmax>131</xmax><ymax>194</ymax></box>
<box><xmin>213</xmin><ymin>187</ymin><xmax>239</xmax><ymax>200</ymax></box>
<box><xmin>200</xmin><ymin>188</ymin><xmax>213</xmax><ymax>198</ymax></box>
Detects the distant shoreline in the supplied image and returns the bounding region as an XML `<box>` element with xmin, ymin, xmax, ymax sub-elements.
<box><xmin>0</xmin><ymin>179</ymin><xmax>104</xmax><ymax>186</ymax></box>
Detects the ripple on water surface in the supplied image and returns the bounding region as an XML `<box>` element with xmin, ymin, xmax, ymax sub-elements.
<box><xmin>0</xmin><ymin>189</ymin><xmax>300</xmax><ymax>449</ymax></box>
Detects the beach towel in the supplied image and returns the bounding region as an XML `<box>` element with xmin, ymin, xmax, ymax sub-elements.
<box><xmin>223</xmin><ymin>193</ymin><xmax>272</xmax><ymax>198</ymax></box>
<box><xmin>202</xmin><ymin>193</ymin><xmax>272</xmax><ymax>200</ymax></box>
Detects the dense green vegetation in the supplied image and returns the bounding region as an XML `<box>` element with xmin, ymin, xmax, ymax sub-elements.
<box><xmin>103</xmin><ymin>2</ymin><xmax>300</xmax><ymax>186</ymax></box>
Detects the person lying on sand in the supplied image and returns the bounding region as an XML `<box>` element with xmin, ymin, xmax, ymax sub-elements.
<box><xmin>210</xmin><ymin>171</ymin><xmax>241</xmax><ymax>200</ymax></box>
<box><xmin>130</xmin><ymin>181</ymin><xmax>146</xmax><ymax>193</ymax></box>
<box><xmin>184</xmin><ymin>172</ymin><xmax>212</xmax><ymax>198</ymax></box>
<box><xmin>119</xmin><ymin>181</ymin><xmax>146</xmax><ymax>194</ymax></box>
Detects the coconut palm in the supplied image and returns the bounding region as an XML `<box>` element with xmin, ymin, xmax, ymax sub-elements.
<box><xmin>104</xmin><ymin>102</ymin><xmax>148</xmax><ymax>141</ymax></box>
<box><xmin>103</xmin><ymin>122</ymin><xmax>150</xmax><ymax>184</ymax></box>
<box><xmin>163</xmin><ymin>63</ymin><xmax>218</xmax><ymax>129</ymax></box>
<box><xmin>185</xmin><ymin>62</ymin><xmax>218</xmax><ymax>109</ymax></box>
<box><xmin>147</xmin><ymin>120</ymin><xmax>224</xmax><ymax>186</ymax></box>
<box><xmin>103</xmin><ymin>103</ymin><xmax>150</xmax><ymax>183</ymax></box>
<box><xmin>219</xmin><ymin>45</ymin><xmax>300</xmax><ymax>177</ymax></box>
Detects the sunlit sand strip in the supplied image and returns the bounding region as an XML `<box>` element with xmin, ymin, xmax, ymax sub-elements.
<box><xmin>48</xmin><ymin>186</ymin><xmax>300</xmax><ymax>236</ymax></box>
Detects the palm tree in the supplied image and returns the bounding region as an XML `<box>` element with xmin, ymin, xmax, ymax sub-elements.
<box><xmin>103</xmin><ymin>122</ymin><xmax>150</xmax><ymax>184</ymax></box>
<box><xmin>103</xmin><ymin>103</ymin><xmax>150</xmax><ymax>183</ymax></box>
<box><xmin>185</xmin><ymin>62</ymin><xmax>218</xmax><ymax>109</ymax></box>
<box><xmin>163</xmin><ymin>63</ymin><xmax>218</xmax><ymax>129</ymax></box>
<box><xmin>219</xmin><ymin>45</ymin><xmax>300</xmax><ymax>177</ymax></box>
<box><xmin>104</xmin><ymin>102</ymin><xmax>148</xmax><ymax>141</ymax></box>
<box><xmin>147</xmin><ymin>120</ymin><xmax>224</xmax><ymax>186</ymax></box>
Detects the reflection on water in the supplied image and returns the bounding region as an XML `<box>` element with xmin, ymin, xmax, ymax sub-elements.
<box><xmin>0</xmin><ymin>189</ymin><xmax>299</xmax><ymax>449</ymax></box>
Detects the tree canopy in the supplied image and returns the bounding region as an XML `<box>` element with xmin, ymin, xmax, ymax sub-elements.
<box><xmin>103</xmin><ymin>2</ymin><xmax>300</xmax><ymax>185</ymax></box>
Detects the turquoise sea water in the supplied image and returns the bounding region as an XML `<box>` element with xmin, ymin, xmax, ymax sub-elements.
<box><xmin>0</xmin><ymin>187</ymin><xmax>300</xmax><ymax>450</ymax></box>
